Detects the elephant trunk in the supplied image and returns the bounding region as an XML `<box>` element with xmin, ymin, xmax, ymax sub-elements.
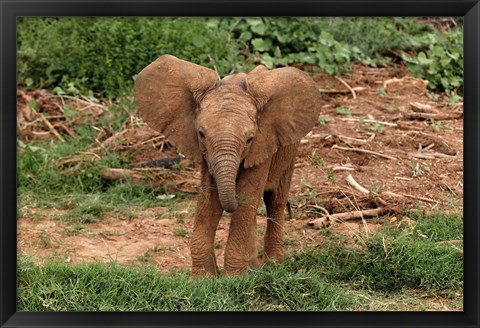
<box><xmin>215</xmin><ymin>167</ymin><xmax>239</xmax><ymax>213</ymax></box>
<box><xmin>210</xmin><ymin>139</ymin><xmax>241</xmax><ymax>213</ymax></box>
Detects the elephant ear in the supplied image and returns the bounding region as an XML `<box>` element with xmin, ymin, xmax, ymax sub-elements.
<box><xmin>134</xmin><ymin>54</ymin><xmax>219</xmax><ymax>164</ymax></box>
<box><xmin>244</xmin><ymin>67</ymin><xmax>321</xmax><ymax>168</ymax></box>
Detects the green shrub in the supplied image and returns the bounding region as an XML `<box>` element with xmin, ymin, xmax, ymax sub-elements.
<box><xmin>17</xmin><ymin>17</ymin><xmax>239</xmax><ymax>97</ymax></box>
<box><xmin>18</xmin><ymin>17</ymin><xmax>462</xmax><ymax>96</ymax></box>
<box><xmin>212</xmin><ymin>17</ymin><xmax>439</xmax><ymax>73</ymax></box>
<box><xmin>403</xmin><ymin>27</ymin><xmax>463</xmax><ymax>93</ymax></box>
<box><xmin>212</xmin><ymin>17</ymin><xmax>353</xmax><ymax>74</ymax></box>
<box><xmin>327</xmin><ymin>17</ymin><xmax>438</xmax><ymax>65</ymax></box>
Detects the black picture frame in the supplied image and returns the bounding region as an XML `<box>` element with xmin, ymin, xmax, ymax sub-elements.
<box><xmin>1</xmin><ymin>1</ymin><xmax>478</xmax><ymax>327</ymax></box>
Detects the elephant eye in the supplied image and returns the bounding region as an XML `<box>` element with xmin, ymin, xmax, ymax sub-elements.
<box><xmin>198</xmin><ymin>130</ymin><xmax>205</xmax><ymax>139</ymax></box>
<box><xmin>246</xmin><ymin>136</ymin><xmax>254</xmax><ymax>144</ymax></box>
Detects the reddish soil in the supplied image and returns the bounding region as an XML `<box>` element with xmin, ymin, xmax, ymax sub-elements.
<box><xmin>17</xmin><ymin>63</ymin><xmax>463</xmax><ymax>272</ymax></box>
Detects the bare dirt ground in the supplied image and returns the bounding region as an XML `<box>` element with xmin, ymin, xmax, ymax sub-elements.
<box><xmin>17</xmin><ymin>63</ymin><xmax>463</xmax><ymax>273</ymax></box>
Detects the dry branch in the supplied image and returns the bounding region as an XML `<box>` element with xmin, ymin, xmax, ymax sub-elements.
<box><xmin>421</xmin><ymin>143</ymin><xmax>435</xmax><ymax>152</ymax></box>
<box><xmin>345</xmin><ymin>174</ymin><xmax>370</xmax><ymax>195</ymax></box>
<box><xmin>335</xmin><ymin>76</ymin><xmax>357</xmax><ymax>99</ymax></box>
<box><xmin>338</xmin><ymin>135</ymin><xmax>369</xmax><ymax>145</ymax></box>
<box><xmin>37</xmin><ymin>112</ymin><xmax>65</xmax><ymax>143</ymax></box>
<box><xmin>408</xmin><ymin>151</ymin><xmax>456</xmax><ymax>160</ymax></box>
<box><xmin>128</xmin><ymin>155</ymin><xmax>183</xmax><ymax>169</ymax></box>
<box><xmin>318</xmin><ymin>87</ymin><xmax>366</xmax><ymax>94</ymax></box>
<box><xmin>331</xmin><ymin>144</ymin><xmax>397</xmax><ymax>160</ymax></box>
<box><xmin>308</xmin><ymin>207</ymin><xmax>387</xmax><ymax>228</ymax></box>
<box><xmin>404</xmin><ymin>111</ymin><xmax>463</xmax><ymax>121</ymax></box>
<box><xmin>409</xmin><ymin>102</ymin><xmax>440</xmax><ymax>114</ymax></box>
<box><xmin>383</xmin><ymin>77</ymin><xmax>428</xmax><ymax>90</ymax></box>
<box><xmin>331</xmin><ymin>166</ymin><xmax>355</xmax><ymax>172</ymax></box>
<box><xmin>408</xmin><ymin>152</ymin><xmax>435</xmax><ymax>160</ymax></box>
<box><xmin>100</xmin><ymin>168</ymin><xmax>148</xmax><ymax>182</ymax></box>
<box><xmin>57</xmin><ymin>123</ymin><xmax>77</xmax><ymax>138</ymax></box>
<box><xmin>340</xmin><ymin>117</ymin><xmax>397</xmax><ymax>127</ymax></box>
<box><xmin>381</xmin><ymin>191</ymin><xmax>441</xmax><ymax>204</ymax></box>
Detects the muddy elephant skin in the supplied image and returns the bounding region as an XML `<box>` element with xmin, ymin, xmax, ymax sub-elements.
<box><xmin>134</xmin><ymin>55</ymin><xmax>321</xmax><ymax>275</ymax></box>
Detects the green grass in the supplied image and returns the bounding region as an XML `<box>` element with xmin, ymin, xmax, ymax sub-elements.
<box><xmin>18</xmin><ymin>212</ymin><xmax>463</xmax><ymax>311</ymax></box>
<box><xmin>291</xmin><ymin>212</ymin><xmax>463</xmax><ymax>293</ymax></box>
<box><xmin>16</xmin><ymin>258</ymin><xmax>359</xmax><ymax>311</ymax></box>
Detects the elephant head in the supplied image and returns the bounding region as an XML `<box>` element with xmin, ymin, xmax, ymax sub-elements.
<box><xmin>135</xmin><ymin>55</ymin><xmax>321</xmax><ymax>213</ymax></box>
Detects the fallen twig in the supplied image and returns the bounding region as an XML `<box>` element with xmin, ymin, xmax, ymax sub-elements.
<box><xmin>128</xmin><ymin>155</ymin><xmax>183</xmax><ymax>169</ymax></box>
<box><xmin>404</xmin><ymin>111</ymin><xmax>463</xmax><ymax>121</ymax></box>
<box><xmin>421</xmin><ymin>143</ymin><xmax>435</xmax><ymax>152</ymax></box>
<box><xmin>308</xmin><ymin>207</ymin><xmax>387</xmax><ymax>229</ymax></box>
<box><xmin>332</xmin><ymin>144</ymin><xmax>397</xmax><ymax>160</ymax></box>
<box><xmin>441</xmin><ymin>180</ymin><xmax>456</xmax><ymax>196</ymax></box>
<box><xmin>56</xmin><ymin>123</ymin><xmax>77</xmax><ymax>138</ymax></box>
<box><xmin>383</xmin><ymin>77</ymin><xmax>428</xmax><ymax>90</ymax></box>
<box><xmin>409</xmin><ymin>101</ymin><xmax>440</xmax><ymax>114</ymax></box>
<box><xmin>331</xmin><ymin>166</ymin><xmax>355</xmax><ymax>172</ymax></box>
<box><xmin>345</xmin><ymin>174</ymin><xmax>370</xmax><ymax>195</ymax></box>
<box><xmin>428</xmin><ymin>152</ymin><xmax>457</xmax><ymax>159</ymax></box>
<box><xmin>408</xmin><ymin>151</ymin><xmax>456</xmax><ymax>160</ymax></box>
<box><xmin>37</xmin><ymin>112</ymin><xmax>65</xmax><ymax>142</ymax></box>
<box><xmin>381</xmin><ymin>191</ymin><xmax>441</xmax><ymax>204</ymax></box>
<box><xmin>318</xmin><ymin>87</ymin><xmax>366</xmax><ymax>94</ymax></box>
<box><xmin>306</xmin><ymin>204</ymin><xmax>330</xmax><ymax>217</ymax></box>
<box><xmin>340</xmin><ymin>117</ymin><xmax>397</xmax><ymax>127</ymax></box>
<box><xmin>335</xmin><ymin>76</ymin><xmax>357</xmax><ymax>99</ymax></box>
<box><xmin>408</xmin><ymin>152</ymin><xmax>435</xmax><ymax>160</ymax></box>
<box><xmin>394</xmin><ymin>176</ymin><xmax>413</xmax><ymax>181</ymax></box>
<box><xmin>338</xmin><ymin>135</ymin><xmax>370</xmax><ymax>145</ymax></box>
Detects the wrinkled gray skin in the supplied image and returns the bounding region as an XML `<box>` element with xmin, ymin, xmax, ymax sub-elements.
<box><xmin>135</xmin><ymin>55</ymin><xmax>321</xmax><ymax>275</ymax></box>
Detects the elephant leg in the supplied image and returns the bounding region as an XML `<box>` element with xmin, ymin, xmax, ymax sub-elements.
<box><xmin>191</xmin><ymin>165</ymin><xmax>223</xmax><ymax>276</ymax></box>
<box><xmin>262</xmin><ymin>190</ymin><xmax>288</xmax><ymax>263</ymax></box>
<box><xmin>262</xmin><ymin>146</ymin><xmax>296</xmax><ymax>263</ymax></box>
<box><xmin>224</xmin><ymin>162</ymin><xmax>270</xmax><ymax>275</ymax></box>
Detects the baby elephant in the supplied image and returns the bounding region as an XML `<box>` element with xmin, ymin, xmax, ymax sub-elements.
<box><xmin>134</xmin><ymin>55</ymin><xmax>321</xmax><ymax>275</ymax></box>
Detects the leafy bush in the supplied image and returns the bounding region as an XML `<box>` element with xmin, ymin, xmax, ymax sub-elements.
<box><xmin>209</xmin><ymin>17</ymin><xmax>353</xmax><ymax>74</ymax></box>
<box><xmin>403</xmin><ymin>27</ymin><xmax>463</xmax><ymax>93</ymax></box>
<box><xmin>18</xmin><ymin>17</ymin><xmax>462</xmax><ymax>96</ymax></box>
<box><xmin>327</xmin><ymin>17</ymin><xmax>438</xmax><ymax>66</ymax></box>
<box><xmin>211</xmin><ymin>17</ymin><xmax>439</xmax><ymax>73</ymax></box>
<box><xmin>17</xmin><ymin>17</ymin><xmax>239</xmax><ymax>97</ymax></box>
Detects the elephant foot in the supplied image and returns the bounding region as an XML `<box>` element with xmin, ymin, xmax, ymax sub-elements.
<box><xmin>191</xmin><ymin>256</ymin><xmax>220</xmax><ymax>277</ymax></box>
<box><xmin>191</xmin><ymin>265</ymin><xmax>220</xmax><ymax>277</ymax></box>
<box><xmin>261</xmin><ymin>251</ymin><xmax>285</xmax><ymax>265</ymax></box>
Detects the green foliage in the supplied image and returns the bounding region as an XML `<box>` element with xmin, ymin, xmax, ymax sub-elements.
<box><xmin>403</xmin><ymin>28</ymin><xmax>463</xmax><ymax>93</ymax></box>
<box><xmin>18</xmin><ymin>17</ymin><xmax>462</xmax><ymax>96</ymax></box>
<box><xmin>17</xmin><ymin>17</ymin><xmax>239</xmax><ymax>97</ymax></box>
<box><xmin>211</xmin><ymin>17</ymin><xmax>442</xmax><ymax>73</ymax></box>
<box><xmin>317</xmin><ymin>115</ymin><xmax>331</xmax><ymax>125</ymax></box>
<box><xmin>335</xmin><ymin>106</ymin><xmax>352</xmax><ymax>117</ymax></box>
<box><xmin>327</xmin><ymin>17</ymin><xmax>438</xmax><ymax>66</ymax></box>
<box><xmin>210</xmin><ymin>17</ymin><xmax>355</xmax><ymax>74</ymax></box>
<box><xmin>175</xmin><ymin>227</ymin><xmax>188</xmax><ymax>237</ymax></box>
